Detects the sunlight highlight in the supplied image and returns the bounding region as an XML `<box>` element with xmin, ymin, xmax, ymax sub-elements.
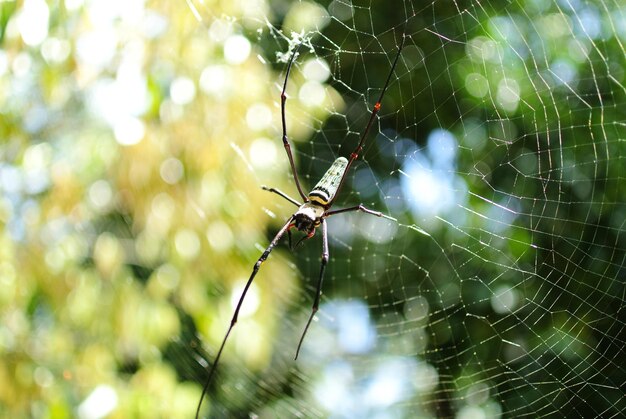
<box><xmin>224</xmin><ymin>35</ymin><xmax>251</xmax><ymax>64</ymax></box>
<box><xmin>249</xmin><ymin>137</ymin><xmax>278</xmax><ymax>169</ymax></box>
<box><xmin>246</xmin><ymin>103</ymin><xmax>272</xmax><ymax>131</ymax></box>
<box><xmin>332</xmin><ymin>301</ymin><xmax>375</xmax><ymax>354</ymax></box>
<box><xmin>200</xmin><ymin>65</ymin><xmax>231</xmax><ymax>96</ymax></box>
<box><xmin>401</xmin><ymin>129</ymin><xmax>467</xmax><ymax>222</ymax></box>
<box><xmin>299</xmin><ymin>81</ymin><xmax>326</xmax><ymax>106</ymax></box>
<box><xmin>206</xmin><ymin>221</ymin><xmax>234</xmax><ymax>252</ymax></box>
<box><xmin>170</xmin><ymin>77</ymin><xmax>196</xmax><ymax>105</ymax></box>
<box><xmin>303</xmin><ymin>58</ymin><xmax>331</xmax><ymax>82</ymax></box>
<box><xmin>496</xmin><ymin>78</ymin><xmax>520</xmax><ymax>112</ymax></box>
<box><xmin>78</xmin><ymin>385</ymin><xmax>118</xmax><ymax>419</ymax></box>
<box><xmin>17</xmin><ymin>0</ymin><xmax>49</xmax><ymax>46</ymax></box>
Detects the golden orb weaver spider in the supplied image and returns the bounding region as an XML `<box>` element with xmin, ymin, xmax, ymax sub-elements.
<box><xmin>196</xmin><ymin>33</ymin><xmax>405</xmax><ymax>418</ymax></box>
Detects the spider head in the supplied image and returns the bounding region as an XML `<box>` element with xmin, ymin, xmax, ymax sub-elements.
<box><xmin>293</xmin><ymin>213</ymin><xmax>315</xmax><ymax>234</ymax></box>
<box><xmin>292</xmin><ymin>202</ymin><xmax>324</xmax><ymax>235</ymax></box>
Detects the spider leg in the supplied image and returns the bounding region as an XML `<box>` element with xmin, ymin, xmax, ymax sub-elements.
<box><xmin>196</xmin><ymin>218</ymin><xmax>293</xmax><ymax>419</ymax></box>
<box><xmin>280</xmin><ymin>45</ymin><xmax>308</xmax><ymax>201</ymax></box>
<box><xmin>261</xmin><ymin>185</ymin><xmax>302</xmax><ymax>207</ymax></box>
<box><xmin>330</xmin><ymin>33</ymin><xmax>406</xmax><ymax>206</ymax></box>
<box><xmin>287</xmin><ymin>228</ymin><xmax>293</xmax><ymax>250</ymax></box>
<box><xmin>325</xmin><ymin>204</ymin><xmax>397</xmax><ymax>222</ymax></box>
<box><xmin>295</xmin><ymin>218</ymin><xmax>329</xmax><ymax>360</ymax></box>
<box><xmin>293</xmin><ymin>229</ymin><xmax>315</xmax><ymax>249</ymax></box>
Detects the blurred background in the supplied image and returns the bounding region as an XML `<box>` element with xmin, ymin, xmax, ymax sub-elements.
<box><xmin>0</xmin><ymin>0</ymin><xmax>624</xmax><ymax>418</ymax></box>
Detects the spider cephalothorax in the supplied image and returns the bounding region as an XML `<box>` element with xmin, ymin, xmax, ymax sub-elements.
<box><xmin>292</xmin><ymin>202</ymin><xmax>324</xmax><ymax>234</ymax></box>
<box><xmin>196</xmin><ymin>33</ymin><xmax>405</xmax><ymax>419</ymax></box>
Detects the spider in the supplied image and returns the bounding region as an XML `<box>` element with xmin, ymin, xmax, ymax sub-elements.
<box><xmin>196</xmin><ymin>34</ymin><xmax>405</xmax><ymax>418</ymax></box>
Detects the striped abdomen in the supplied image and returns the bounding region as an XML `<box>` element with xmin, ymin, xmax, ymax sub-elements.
<box><xmin>308</xmin><ymin>157</ymin><xmax>348</xmax><ymax>206</ymax></box>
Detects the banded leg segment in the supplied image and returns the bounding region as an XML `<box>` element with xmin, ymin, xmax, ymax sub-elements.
<box><xmin>325</xmin><ymin>204</ymin><xmax>397</xmax><ymax>221</ymax></box>
<box><xmin>280</xmin><ymin>45</ymin><xmax>307</xmax><ymax>201</ymax></box>
<box><xmin>330</xmin><ymin>34</ymin><xmax>406</xmax><ymax>206</ymax></box>
<box><xmin>196</xmin><ymin>218</ymin><xmax>293</xmax><ymax>419</ymax></box>
<box><xmin>262</xmin><ymin>185</ymin><xmax>302</xmax><ymax>207</ymax></box>
<box><xmin>295</xmin><ymin>218</ymin><xmax>329</xmax><ymax>360</ymax></box>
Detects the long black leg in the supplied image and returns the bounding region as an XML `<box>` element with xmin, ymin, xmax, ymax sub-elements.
<box><xmin>330</xmin><ymin>34</ymin><xmax>406</xmax><ymax>205</ymax></box>
<box><xmin>295</xmin><ymin>218</ymin><xmax>329</xmax><ymax>360</ymax></box>
<box><xmin>280</xmin><ymin>45</ymin><xmax>308</xmax><ymax>201</ymax></box>
<box><xmin>196</xmin><ymin>218</ymin><xmax>293</xmax><ymax>419</ymax></box>
<box><xmin>287</xmin><ymin>228</ymin><xmax>293</xmax><ymax>250</ymax></box>
<box><xmin>262</xmin><ymin>185</ymin><xmax>302</xmax><ymax>207</ymax></box>
<box><xmin>325</xmin><ymin>204</ymin><xmax>397</xmax><ymax>221</ymax></box>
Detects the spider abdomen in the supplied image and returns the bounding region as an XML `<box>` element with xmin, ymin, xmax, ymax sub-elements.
<box><xmin>308</xmin><ymin>157</ymin><xmax>348</xmax><ymax>206</ymax></box>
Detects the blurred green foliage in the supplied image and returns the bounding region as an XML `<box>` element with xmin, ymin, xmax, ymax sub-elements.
<box><xmin>1</xmin><ymin>0</ymin><xmax>624</xmax><ymax>418</ymax></box>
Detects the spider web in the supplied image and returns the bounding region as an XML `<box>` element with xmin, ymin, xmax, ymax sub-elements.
<box><xmin>183</xmin><ymin>1</ymin><xmax>625</xmax><ymax>418</ymax></box>
<box><xmin>2</xmin><ymin>0</ymin><xmax>623</xmax><ymax>418</ymax></box>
